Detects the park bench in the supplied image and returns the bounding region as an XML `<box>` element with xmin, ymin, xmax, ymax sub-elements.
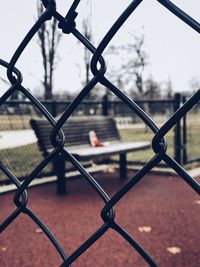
<box><xmin>30</xmin><ymin>116</ymin><xmax>150</xmax><ymax>194</ymax></box>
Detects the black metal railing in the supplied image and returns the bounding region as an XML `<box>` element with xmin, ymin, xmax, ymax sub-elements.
<box><xmin>0</xmin><ymin>97</ymin><xmax>175</xmax><ymax>118</ymax></box>
<box><xmin>0</xmin><ymin>0</ymin><xmax>200</xmax><ymax>266</ymax></box>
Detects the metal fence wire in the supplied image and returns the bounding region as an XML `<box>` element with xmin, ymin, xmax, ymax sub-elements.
<box><xmin>0</xmin><ymin>0</ymin><xmax>200</xmax><ymax>266</ymax></box>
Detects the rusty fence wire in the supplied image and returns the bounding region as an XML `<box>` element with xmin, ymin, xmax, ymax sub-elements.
<box><xmin>0</xmin><ymin>0</ymin><xmax>200</xmax><ymax>266</ymax></box>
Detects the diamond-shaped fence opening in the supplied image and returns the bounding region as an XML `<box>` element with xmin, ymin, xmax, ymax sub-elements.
<box><xmin>0</xmin><ymin>1</ymin><xmax>200</xmax><ymax>266</ymax></box>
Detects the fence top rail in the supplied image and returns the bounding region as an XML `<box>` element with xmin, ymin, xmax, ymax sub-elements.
<box><xmin>3</xmin><ymin>98</ymin><xmax>175</xmax><ymax>105</ymax></box>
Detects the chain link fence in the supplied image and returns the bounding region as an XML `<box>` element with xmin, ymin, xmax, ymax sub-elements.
<box><xmin>0</xmin><ymin>0</ymin><xmax>200</xmax><ymax>266</ymax></box>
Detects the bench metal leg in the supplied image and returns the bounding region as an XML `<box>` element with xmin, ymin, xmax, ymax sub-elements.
<box><xmin>120</xmin><ymin>153</ymin><xmax>127</xmax><ymax>179</ymax></box>
<box><xmin>52</xmin><ymin>154</ymin><xmax>66</xmax><ymax>195</ymax></box>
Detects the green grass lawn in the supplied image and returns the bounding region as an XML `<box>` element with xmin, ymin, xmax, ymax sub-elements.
<box><xmin>0</xmin><ymin>144</ymin><xmax>52</xmax><ymax>182</ymax></box>
<box><xmin>0</xmin><ymin>115</ymin><xmax>32</xmax><ymax>130</ymax></box>
<box><xmin>119</xmin><ymin>127</ymin><xmax>175</xmax><ymax>163</ymax></box>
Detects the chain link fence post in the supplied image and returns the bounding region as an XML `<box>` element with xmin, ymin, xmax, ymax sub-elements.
<box><xmin>182</xmin><ymin>95</ymin><xmax>188</xmax><ymax>164</ymax></box>
<box><xmin>174</xmin><ymin>93</ymin><xmax>182</xmax><ymax>165</ymax></box>
<box><xmin>102</xmin><ymin>93</ymin><xmax>109</xmax><ymax>116</ymax></box>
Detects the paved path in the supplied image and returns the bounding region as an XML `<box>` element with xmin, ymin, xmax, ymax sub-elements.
<box><xmin>0</xmin><ymin>129</ymin><xmax>36</xmax><ymax>149</ymax></box>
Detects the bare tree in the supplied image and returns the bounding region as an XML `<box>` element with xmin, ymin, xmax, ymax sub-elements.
<box><xmin>145</xmin><ymin>77</ymin><xmax>161</xmax><ymax>99</ymax></box>
<box><xmin>79</xmin><ymin>0</ymin><xmax>99</xmax><ymax>100</ymax></box>
<box><xmin>126</xmin><ymin>34</ymin><xmax>147</xmax><ymax>97</ymax></box>
<box><xmin>37</xmin><ymin>1</ymin><xmax>62</xmax><ymax>100</ymax></box>
<box><xmin>82</xmin><ymin>0</ymin><xmax>92</xmax><ymax>86</ymax></box>
<box><xmin>189</xmin><ymin>76</ymin><xmax>200</xmax><ymax>94</ymax></box>
<box><xmin>82</xmin><ymin>18</ymin><xmax>92</xmax><ymax>85</ymax></box>
<box><xmin>163</xmin><ymin>77</ymin><xmax>173</xmax><ymax>99</ymax></box>
<box><xmin>108</xmin><ymin>32</ymin><xmax>149</xmax><ymax>99</ymax></box>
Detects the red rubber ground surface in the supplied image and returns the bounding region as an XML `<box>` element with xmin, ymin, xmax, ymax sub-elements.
<box><xmin>0</xmin><ymin>172</ymin><xmax>200</xmax><ymax>267</ymax></box>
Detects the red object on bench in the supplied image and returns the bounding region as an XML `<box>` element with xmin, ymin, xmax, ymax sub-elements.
<box><xmin>89</xmin><ymin>131</ymin><xmax>104</xmax><ymax>147</ymax></box>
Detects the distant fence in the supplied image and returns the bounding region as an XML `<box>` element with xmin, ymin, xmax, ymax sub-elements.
<box><xmin>0</xmin><ymin>93</ymin><xmax>198</xmax><ymax>183</ymax></box>
<box><xmin>0</xmin><ymin>95</ymin><xmax>175</xmax><ymax>123</ymax></box>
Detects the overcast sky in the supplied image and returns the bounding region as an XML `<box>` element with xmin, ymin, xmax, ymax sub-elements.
<box><xmin>0</xmin><ymin>0</ymin><xmax>200</xmax><ymax>97</ymax></box>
